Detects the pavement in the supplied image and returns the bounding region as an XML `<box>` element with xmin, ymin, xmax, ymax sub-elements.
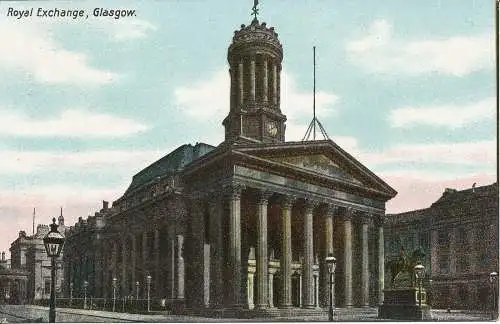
<box><xmin>0</xmin><ymin>304</ymin><xmax>495</xmax><ymax>322</ymax></box>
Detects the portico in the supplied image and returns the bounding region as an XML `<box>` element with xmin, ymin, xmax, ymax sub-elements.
<box><xmin>182</xmin><ymin>140</ymin><xmax>395</xmax><ymax>312</ymax></box>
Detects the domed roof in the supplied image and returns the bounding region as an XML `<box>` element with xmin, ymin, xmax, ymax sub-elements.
<box><xmin>228</xmin><ymin>18</ymin><xmax>283</xmax><ymax>62</ymax></box>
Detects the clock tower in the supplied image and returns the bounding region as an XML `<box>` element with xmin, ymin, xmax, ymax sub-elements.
<box><xmin>223</xmin><ymin>16</ymin><xmax>286</xmax><ymax>144</ymax></box>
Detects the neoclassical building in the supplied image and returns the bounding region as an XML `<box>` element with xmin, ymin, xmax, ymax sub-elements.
<box><xmin>385</xmin><ymin>183</ymin><xmax>499</xmax><ymax>310</ymax></box>
<box><xmin>8</xmin><ymin>211</ymin><xmax>66</xmax><ymax>304</ymax></box>
<box><xmin>64</xmin><ymin>12</ymin><xmax>397</xmax><ymax>316</ymax></box>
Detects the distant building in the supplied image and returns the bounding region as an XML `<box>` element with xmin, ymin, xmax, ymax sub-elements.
<box><xmin>9</xmin><ymin>210</ymin><xmax>67</xmax><ymax>303</ymax></box>
<box><xmin>0</xmin><ymin>250</ymin><xmax>28</xmax><ymax>305</ymax></box>
<box><xmin>430</xmin><ymin>183</ymin><xmax>498</xmax><ymax>310</ymax></box>
<box><xmin>385</xmin><ymin>183</ymin><xmax>498</xmax><ymax>310</ymax></box>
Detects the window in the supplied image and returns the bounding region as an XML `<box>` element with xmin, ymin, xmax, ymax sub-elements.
<box><xmin>44</xmin><ymin>279</ymin><xmax>51</xmax><ymax>295</ymax></box>
<box><xmin>439</xmin><ymin>254</ymin><xmax>448</xmax><ymax>273</ymax></box>
<box><xmin>457</xmin><ymin>256</ymin><xmax>469</xmax><ymax>273</ymax></box>
<box><xmin>438</xmin><ymin>230</ymin><xmax>448</xmax><ymax>245</ymax></box>
<box><xmin>457</xmin><ymin>227</ymin><xmax>466</xmax><ymax>245</ymax></box>
<box><xmin>419</xmin><ymin>232</ymin><xmax>429</xmax><ymax>249</ymax></box>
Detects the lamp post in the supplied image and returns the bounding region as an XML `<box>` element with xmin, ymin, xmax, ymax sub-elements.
<box><xmin>135</xmin><ymin>281</ymin><xmax>140</xmax><ymax>311</ymax></box>
<box><xmin>428</xmin><ymin>279</ymin><xmax>433</xmax><ymax>308</ymax></box>
<box><xmin>146</xmin><ymin>275</ymin><xmax>152</xmax><ymax>312</ymax></box>
<box><xmin>325</xmin><ymin>253</ymin><xmax>336</xmax><ymax>322</ymax></box>
<box><xmin>112</xmin><ymin>277</ymin><xmax>117</xmax><ymax>312</ymax></box>
<box><xmin>69</xmin><ymin>282</ymin><xmax>73</xmax><ymax>307</ymax></box>
<box><xmin>414</xmin><ymin>263</ymin><xmax>425</xmax><ymax>308</ymax></box>
<box><xmin>489</xmin><ymin>272</ymin><xmax>498</xmax><ymax>320</ymax></box>
<box><xmin>83</xmin><ymin>281</ymin><xmax>88</xmax><ymax>310</ymax></box>
<box><xmin>43</xmin><ymin>217</ymin><xmax>65</xmax><ymax>323</ymax></box>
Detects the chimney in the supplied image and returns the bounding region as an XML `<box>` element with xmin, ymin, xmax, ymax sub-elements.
<box><xmin>58</xmin><ymin>206</ymin><xmax>64</xmax><ymax>226</ymax></box>
<box><xmin>103</xmin><ymin>200</ymin><xmax>109</xmax><ymax>210</ymax></box>
<box><xmin>1</xmin><ymin>252</ymin><xmax>4</xmax><ymax>261</ymax></box>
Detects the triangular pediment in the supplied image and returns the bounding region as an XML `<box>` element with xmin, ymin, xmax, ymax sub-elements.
<box><xmin>266</xmin><ymin>154</ymin><xmax>363</xmax><ymax>185</ymax></box>
<box><xmin>230</xmin><ymin>140</ymin><xmax>397</xmax><ymax>199</ymax></box>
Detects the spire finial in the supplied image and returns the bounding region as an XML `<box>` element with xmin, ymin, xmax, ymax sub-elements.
<box><xmin>251</xmin><ymin>0</ymin><xmax>259</xmax><ymax>21</ymax></box>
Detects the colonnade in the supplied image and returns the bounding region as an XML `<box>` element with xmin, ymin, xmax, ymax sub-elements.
<box><xmin>231</xmin><ymin>55</ymin><xmax>281</xmax><ymax>107</ymax></box>
<box><xmin>192</xmin><ymin>184</ymin><xmax>386</xmax><ymax>309</ymax></box>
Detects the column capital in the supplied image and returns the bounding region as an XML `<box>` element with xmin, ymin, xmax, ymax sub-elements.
<box><xmin>323</xmin><ymin>204</ymin><xmax>341</xmax><ymax>218</ymax></box>
<box><xmin>279</xmin><ymin>195</ymin><xmax>296</xmax><ymax>210</ymax></box>
<box><xmin>257</xmin><ymin>189</ymin><xmax>273</xmax><ymax>204</ymax></box>
<box><xmin>303</xmin><ymin>199</ymin><xmax>320</xmax><ymax>213</ymax></box>
<box><xmin>374</xmin><ymin>213</ymin><xmax>385</xmax><ymax>227</ymax></box>
<box><xmin>344</xmin><ymin>207</ymin><xmax>357</xmax><ymax>221</ymax></box>
<box><xmin>223</xmin><ymin>182</ymin><xmax>245</xmax><ymax>200</ymax></box>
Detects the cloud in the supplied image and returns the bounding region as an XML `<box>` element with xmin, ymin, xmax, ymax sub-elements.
<box><xmin>0</xmin><ymin>108</ymin><xmax>149</xmax><ymax>137</ymax></box>
<box><xmin>356</xmin><ymin>139</ymin><xmax>495</xmax><ymax>167</ymax></box>
<box><xmin>0</xmin><ymin>149</ymin><xmax>167</xmax><ymax>174</ymax></box>
<box><xmin>383</xmin><ymin>172</ymin><xmax>496</xmax><ymax>213</ymax></box>
<box><xmin>91</xmin><ymin>17</ymin><xmax>157</xmax><ymax>41</ymax></box>
<box><xmin>0</xmin><ymin>20</ymin><xmax>116</xmax><ymax>85</ymax></box>
<box><xmin>389</xmin><ymin>97</ymin><xmax>495</xmax><ymax>128</ymax></box>
<box><xmin>174</xmin><ymin>69</ymin><xmax>229</xmax><ymax>121</ymax></box>
<box><xmin>173</xmin><ymin>68</ymin><xmax>339</xmax><ymax>141</ymax></box>
<box><xmin>347</xmin><ymin>20</ymin><xmax>492</xmax><ymax>76</ymax></box>
<box><xmin>0</xmin><ymin>185</ymin><xmax>123</xmax><ymax>258</ymax></box>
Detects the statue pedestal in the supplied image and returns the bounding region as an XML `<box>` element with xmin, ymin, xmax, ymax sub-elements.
<box><xmin>378</xmin><ymin>288</ymin><xmax>431</xmax><ymax>320</ymax></box>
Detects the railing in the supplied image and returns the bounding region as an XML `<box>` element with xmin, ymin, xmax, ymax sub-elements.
<box><xmin>34</xmin><ymin>297</ymin><xmax>170</xmax><ymax>313</ymax></box>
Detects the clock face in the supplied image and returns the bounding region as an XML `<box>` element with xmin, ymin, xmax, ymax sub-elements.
<box><xmin>266</xmin><ymin>121</ymin><xmax>278</xmax><ymax>137</ymax></box>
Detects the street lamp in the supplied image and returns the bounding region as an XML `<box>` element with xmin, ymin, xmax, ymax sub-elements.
<box><xmin>414</xmin><ymin>263</ymin><xmax>425</xmax><ymax>308</ymax></box>
<box><xmin>489</xmin><ymin>272</ymin><xmax>498</xmax><ymax>320</ymax></box>
<box><xmin>325</xmin><ymin>253</ymin><xmax>336</xmax><ymax>322</ymax></box>
<box><xmin>69</xmin><ymin>282</ymin><xmax>73</xmax><ymax>307</ymax></box>
<box><xmin>43</xmin><ymin>217</ymin><xmax>65</xmax><ymax>323</ymax></box>
<box><xmin>135</xmin><ymin>281</ymin><xmax>140</xmax><ymax>311</ymax></box>
<box><xmin>146</xmin><ymin>275</ymin><xmax>152</xmax><ymax>312</ymax></box>
<box><xmin>83</xmin><ymin>281</ymin><xmax>88</xmax><ymax>310</ymax></box>
<box><xmin>112</xmin><ymin>277</ymin><xmax>117</xmax><ymax>312</ymax></box>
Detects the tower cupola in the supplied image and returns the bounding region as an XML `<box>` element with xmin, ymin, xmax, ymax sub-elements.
<box><xmin>223</xmin><ymin>12</ymin><xmax>287</xmax><ymax>144</ymax></box>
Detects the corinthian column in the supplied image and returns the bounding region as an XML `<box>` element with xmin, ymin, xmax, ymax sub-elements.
<box><xmin>227</xmin><ymin>183</ymin><xmax>244</xmax><ymax>308</ymax></box>
<box><xmin>280</xmin><ymin>196</ymin><xmax>294</xmax><ymax>308</ymax></box>
<box><xmin>361</xmin><ymin>217</ymin><xmax>369</xmax><ymax>307</ymax></box>
<box><xmin>238</xmin><ymin>61</ymin><xmax>244</xmax><ymax>105</ymax></box>
<box><xmin>320</xmin><ymin>205</ymin><xmax>336</xmax><ymax>307</ymax></box>
<box><xmin>375</xmin><ymin>214</ymin><xmax>385</xmax><ymax>305</ymax></box>
<box><xmin>303</xmin><ymin>200</ymin><xmax>315</xmax><ymax>308</ymax></box>
<box><xmin>272</xmin><ymin>63</ymin><xmax>277</xmax><ymax>105</ymax></box>
<box><xmin>209</xmin><ymin>192</ymin><xmax>223</xmax><ymax>308</ymax></box>
<box><xmin>344</xmin><ymin>208</ymin><xmax>353</xmax><ymax>308</ymax></box>
<box><xmin>250</xmin><ymin>58</ymin><xmax>256</xmax><ymax>101</ymax></box>
<box><xmin>256</xmin><ymin>190</ymin><xmax>271</xmax><ymax>309</ymax></box>
<box><xmin>262</xmin><ymin>57</ymin><xmax>268</xmax><ymax>102</ymax></box>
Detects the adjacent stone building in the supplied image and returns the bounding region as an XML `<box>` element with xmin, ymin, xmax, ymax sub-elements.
<box><xmin>385</xmin><ymin>183</ymin><xmax>499</xmax><ymax>310</ymax></box>
<box><xmin>8</xmin><ymin>210</ymin><xmax>66</xmax><ymax>303</ymax></box>
<box><xmin>430</xmin><ymin>183</ymin><xmax>498</xmax><ymax>310</ymax></box>
<box><xmin>0</xmin><ymin>251</ymin><xmax>28</xmax><ymax>304</ymax></box>
<box><xmin>63</xmin><ymin>11</ymin><xmax>397</xmax><ymax>316</ymax></box>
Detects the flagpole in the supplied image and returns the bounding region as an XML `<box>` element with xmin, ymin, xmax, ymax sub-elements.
<box><xmin>33</xmin><ymin>207</ymin><xmax>35</xmax><ymax>235</ymax></box>
<box><xmin>496</xmin><ymin>0</ymin><xmax>499</xmax><ymax>184</ymax></box>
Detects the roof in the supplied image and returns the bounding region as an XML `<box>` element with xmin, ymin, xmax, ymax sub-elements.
<box><xmin>124</xmin><ymin>142</ymin><xmax>215</xmax><ymax>194</ymax></box>
<box><xmin>431</xmin><ymin>182</ymin><xmax>498</xmax><ymax>207</ymax></box>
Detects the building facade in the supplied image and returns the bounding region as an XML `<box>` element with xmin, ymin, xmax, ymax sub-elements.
<box><xmin>64</xmin><ymin>12</ymin><xmax>397</xmax><ymax>315</ymax></box>
<box><xmin>9</xmin><ymin>211</ymin><xmax>66</xmax><ymax>303</ymax></box>
<box><xmin>385</xmin><ymin>183</ymin><xmax>499</xmax><ymax>310</ymax></box>
<box><xmin>430</xmin><ymin>183</ymin><xmax>498</xmax><ymax>310</ymax></box>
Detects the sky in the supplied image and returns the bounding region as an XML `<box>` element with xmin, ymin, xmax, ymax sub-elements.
<box><xmin>0</xmin><ymin>0</ymin><xmax>496</xmax><ymax>257</ymax></box>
